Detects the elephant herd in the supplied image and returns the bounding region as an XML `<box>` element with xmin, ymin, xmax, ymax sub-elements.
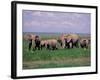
<box><xmin>24</xmin><ymin>34</ymin><xmax>90</xmax><ymax>51</ymax></box>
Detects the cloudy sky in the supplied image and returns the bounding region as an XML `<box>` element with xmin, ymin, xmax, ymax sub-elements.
<box><xmin>22</xmin><ymin>10</ymin><xmax>91</xmax><ymax>34</ymax></box>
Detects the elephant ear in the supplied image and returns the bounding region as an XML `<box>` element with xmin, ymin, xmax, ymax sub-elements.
<box><xmin>23</xmin><ymin>34</ymin><xmax>31</xmax><ymax>40</ymax></box>
<box><xmin>67</xmin><ymin>35</ymin><xmax>72</xmax><ymax>42</ymax></box>
<box><xmin>29</xmin><ymin>34</ymin><xmax>36</xmax><ymax>40</ymax></box>
<box><xmin>32</xmin><ymin>34</ymin><xmax>41</xmax><ymax>41</ymax></box>
<box><xmin>80</xmin><ymin>38</ymin><xmax>88</xmax><ymax>44</ymax></box>
<box><xmin>59</xmin><ymin>34</ymin><xmax>65</xmax><ymax>40</ymax></box>
<box><xmin>61</xmin><ymin>34</ymin><xmax>68</xmax><ymax>39</ymax></box>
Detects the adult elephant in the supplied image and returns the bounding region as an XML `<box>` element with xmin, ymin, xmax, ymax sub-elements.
<box><xmin>58</xmin><ymin>34</ymin><xmax>66</xmax><ymax>48</ymax></box>
<box><xmin>58</xmin><ymin>34</ymin><xmax>80</xmax><ymax>48</ymax></box>
<box><xmin>24</xmin><ymin>34</ymin><xmax>37</xmax><ymax>50</ymax></box>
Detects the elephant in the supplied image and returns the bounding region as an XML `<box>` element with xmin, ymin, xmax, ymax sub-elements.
<box><xmin>41</xmin><ymin>39</ymin><xmax>58</xmax><ymax>50</ymax></box>
<box><xmin>23</xmin><ymin>34</ymin><xmax>36</xmax><ymax>50</ymax></box>
<box><xmin>23</xmin><ymin>34</ymin><xmax>42</xmax><ymax>51</ymax></box>
<box><xmin>47</xmin><ymin>39</ymin><xmax>58</xmax><ymax>50</ymax></box>
<box><xmin>34</xmin><ymin>35</ymin><xmax>41</xmax><ymax>50</ymax></box>
<box><xmin>40</xmin><ymin>40</ymin><xmax>47</xmax><ymax>49</ymax></box>
<box><xmin>80</xmin><ymin>38</ymin><xmax>89</xmax><ymax>49</ymax></box>
<box><xmin>58</xmin><ymin>34</ymin><xmax>80</xmax><ymax>48</ymax></box>
<box><xmin>58</xmin><ymin>34</ymin><xmax>66</xmax><ymax>48</ymax></box>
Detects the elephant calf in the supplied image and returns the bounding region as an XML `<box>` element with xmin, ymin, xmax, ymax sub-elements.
<box><xmin>41</xmin><ymin>39</ymin><xmax>58</xmax><ymax>50</ymax></box>
<box><xmin>80</xmin><ymin>39</ymin><xmax>89</xmax><ymax>49</ymax></box>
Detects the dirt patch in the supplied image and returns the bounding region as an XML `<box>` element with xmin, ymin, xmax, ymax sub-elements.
<box><xmin>23</xmin><ymin>57</ymin><xmax>90</xmax><ymax>69</ymax></box>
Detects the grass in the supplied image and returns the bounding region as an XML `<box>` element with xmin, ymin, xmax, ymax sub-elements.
<box><xmin>23</xmin><ymin>45</ymin><xmax>90</xmax><ymax>69</ymax></box>
<box><xmin>23</xmin><ymin>48</ymin><xmax>90</xmax><ymax>61</ymax></box>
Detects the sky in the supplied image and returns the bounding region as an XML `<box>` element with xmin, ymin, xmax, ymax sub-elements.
<box><xmin>22</xmin><ymin>10</ymin><xmax>91</xmax><ymax>34</ymax></box>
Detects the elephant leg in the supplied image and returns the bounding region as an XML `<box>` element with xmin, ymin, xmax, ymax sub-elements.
<box><xmin>65</xmin><ymin>43</ymin><xmax>67</xmax><ymax>48</ymax></box>
<box><xmin>73</xmin><ymin>40</ymin><xmax>78</xmax><ymax>48</ymax></box>
<box><xmin>33</xmin><ymin>48</ymin><xmax>35</xmax><ymax>51</ymax></box>
<box><xmin>76</xmin><ymin>43</ymin><xmax>78</xmax><ymax>48</ymax></box>
<box><xmin>29</xmin><ymin>43</ymin><xmax>32</xmax><ymax>50</ymax></box>
<box><xmin>67</xmin><ymin>43</ymin><xmax>70</xmax><ymax>48</ymax></box>
<box><xmin>35</xmin><ymin>45</ymin><xmax>37</xmax><ymax>50</ymax></box>
<box><xmin>80</xmin><ymin>44</ymin><xmax>83</xmax><ymax>48</ymax></box>
<box><xmin>47</xmin><ymin>44</ymin><xmax>50</xmax><ymax>50</ymax></box>
<box><xmin>85</xmin><ymin>44</ymin><xmax>88</xmax><ymax>49</ymax></box>
<box><xmin>52</xmin><ymin>46</ymin><xmax>55</xmax><ymax>50</ymax></box>
<box><xmin>62</xmin><ymin>41</ymin><xmax>65</xmax><ymax>48</ymax></box>
<box><xmin>40</xmin><ymin>45</ymin><xmax>42</xmax><ymax>50</ymax></box>
<box><xmin>71</xmin><ymin>42</ymin><xmax>73</xmax><ymax>48</ymax></box>
<box><xmin>40</xmin><ymin>45</ymin><xmax>43</xmax><ymax>50</ymax></box>
<box><xmin>35</xmin><ymin>45</ymin><xmax>39</xmax><ymax>50</ymax></box>
<box><xmin>76</xmin><ymin>41</ymin><xmax>79</xmax><ymax>48</ymax></box>
<box><xmin>60</xmin><ymin>42</ymin><xmax>63</xmax><ymax>47</ymax></box>
<box><xmin>38</xmin><ymin>46</ymin><xmax>40</xmax><ymax>50</ymax></box>
<box><xmin>51</xmin><ymin>45</ymin><xmax>55</xmax><ymax>50</ymax></box>
<box><xmin>74</xmin><ymin>43</ymin><xmax>77</xmax><ymax>48</ymax></box>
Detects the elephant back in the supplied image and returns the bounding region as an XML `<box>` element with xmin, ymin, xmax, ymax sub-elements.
<box><xmin>24</xmin><ymin>34</ymin><xmax>36</xmax><ymax>41</ymax></box>
<box><xmin>64</xmin><ymin>34</ymin><xmax>80</xmax><ymax>42</ymax></box>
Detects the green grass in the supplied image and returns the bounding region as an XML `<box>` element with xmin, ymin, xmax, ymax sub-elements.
<box><xmin>23</xmin><ymin>48</ymin><xmax>90</xmax><ymax>61</ymax></box>
<box><xmin>23</xmin><ymin>47</ymin><xmax>90</xmax><ymax>69</ymax></box>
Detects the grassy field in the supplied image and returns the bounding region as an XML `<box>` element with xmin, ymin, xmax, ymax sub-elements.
<box><xmin>23</xmin><ymin>33</ymin><xmax>91</xmax><ymax>69</ymax></box>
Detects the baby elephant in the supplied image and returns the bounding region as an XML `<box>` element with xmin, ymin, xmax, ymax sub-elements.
<box><xmin>41</xmin><ymin>39</ymin><xmax>58</xmax><ymax>50</ymax></box>
<box><xmin>80</xmin><ymin>39</ymin><xmax>89</xmax><ymax>49</ymax></box>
